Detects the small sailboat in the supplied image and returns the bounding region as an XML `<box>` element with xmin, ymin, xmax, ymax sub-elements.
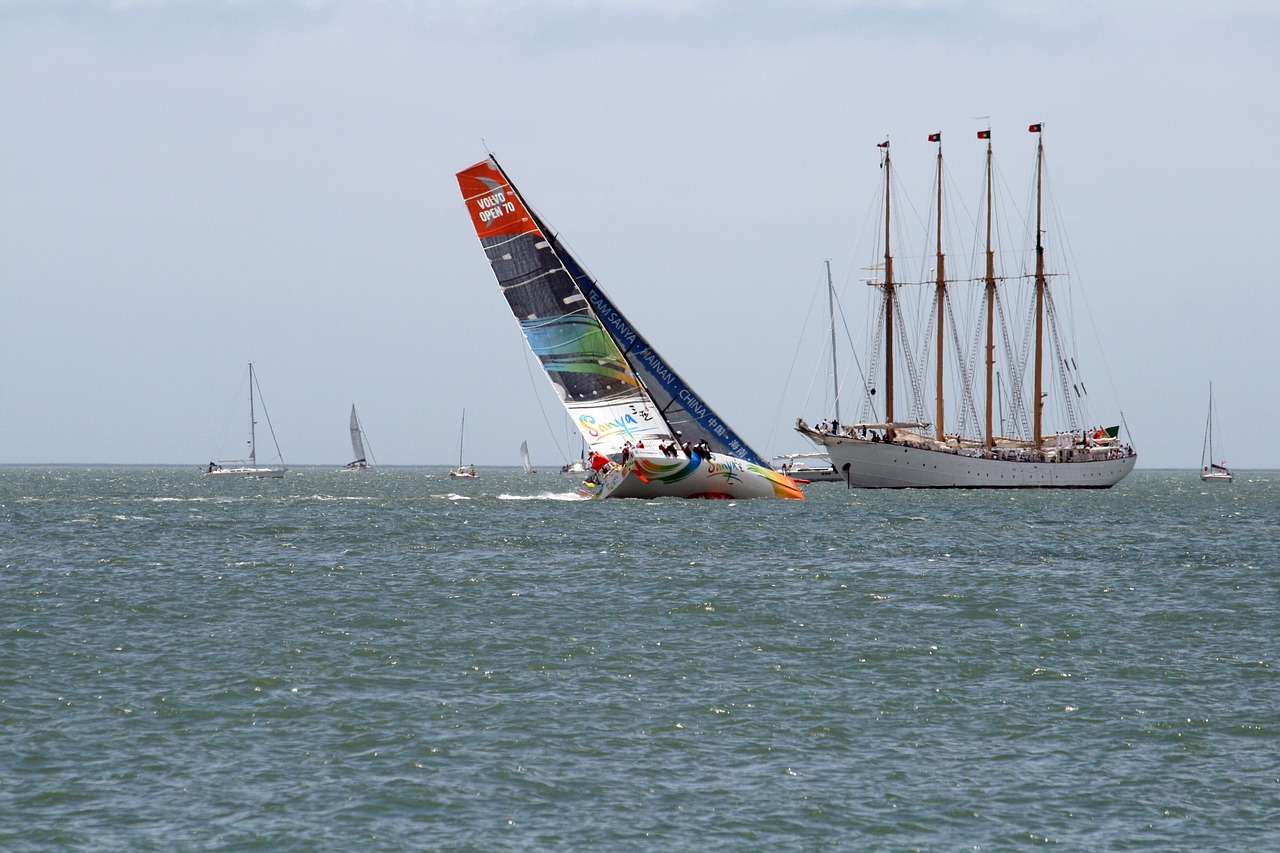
<box><xmin>797</xmin><ymin>126</ymin><xmax>1136</xmax><ymax>488</ymax></box>
<box><xmin>457</xmin><ymin>156</ymin><xmax>803</xmax><ymax>500</ymax></box>
<box><xmin>449</xmin><ymin>409</ymin><xmax>477</xmax><ymax>478</ymax></box>
<box><xmin>204</xmin><ymin>362</ymin><xmax>286</xmax><ymax>479</ymax></box>
<box><xmin>1201</xmin><ymin>383</ymin><xmax>1233</xmax><ymax>482</ymax></box>
<box><xmin>341</xmin><ymin>405</ymin><xmax>374</xmax><ymax>471</ymax></box>
<box><xmin>520</xmin><ymin>440</ymin><xmax>537</xmax><ymax>474</ymax></box>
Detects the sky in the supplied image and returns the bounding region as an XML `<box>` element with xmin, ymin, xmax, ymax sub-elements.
<box><xmin>1</xmin><ymin>0</ymin><xmax>1277</xmax><ymax>469</ymax></box>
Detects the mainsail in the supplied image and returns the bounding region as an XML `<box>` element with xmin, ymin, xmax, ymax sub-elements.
<box><xmin>457</xmin><ymin>157</ymin><xmax>767</xmax><ymax>465</ymax></box>
<box><xmin>349</xmin><ymin>405</ymin><xmax>366</xmax><ymax>464</ymax></box>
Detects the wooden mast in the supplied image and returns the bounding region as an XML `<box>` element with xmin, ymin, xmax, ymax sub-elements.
<box><xmin>933</xmin><ymin>137</ymin><xmax>946</xmax><ymax>442</ymax></box>
<box><xmin>1032</xmin><ymin>125</ymin><xmax>1046</xmax><ymax>451</ymax></box>
<box><xmin>982</xmin><ymin>133</ymin><xmax>996</xmax><ymax>451</ymax></box>
<box><xmin>826</xmin><ymin>259</ymin><xmax>840</xmax><ymax>424</ymax></box>
<box><xmin>882</xmin><ymin>141</ymin><xmax>896</xmax><ymax>441</ymax></box>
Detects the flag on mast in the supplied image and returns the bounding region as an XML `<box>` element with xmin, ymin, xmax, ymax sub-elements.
<box><xmin>1029</xmin><ymin>123</ymin><xmax>1043</xmax><ymax>132</ymax></box>
<box><xmin>977</xmin><ymin>129</ymin><xmax>991</xmax><ymax>139</ymax></box>
<box><xmin>928</xmin><ymin>132</ymin><xmax>941</xmax><ymax>142</ymax></box>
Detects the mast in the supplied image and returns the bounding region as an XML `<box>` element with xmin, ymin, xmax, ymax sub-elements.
<box><xmin>982</xmin><ymin>131</ymin><xmax>996</xmax><ymax>451</ymax></box>
<box><xmin>1032</xmin><ymin>124</ymin><xmax>1046</xmax><ymax>450</ymax></box>
<box><xmin>1203</xmin><ymin>382</ymin><xmax>1215</xmax><ymax>467</ymax></box>
<box><xmin>826</xmin><ymin>259</ymin><xmax>839</xmax><ymax>424</ymax></box>
<box><xmin>881</xmin><ymin>141</ymin><xmax>896</xmax><ymax>440</ymax></box>
<box><xmin>458</xmin><ymin>409</ymin><xmax>466</xmax><ymax>468</ymax></box>
<box><xmin>933</xmin><ymin>136</ymin><xmax>946</xmax><ymax>442</ymax></box>
<box><xmin>248</xmin><ymin>362</ymin><xmax>257</xmax><ymax>466</ymax></box>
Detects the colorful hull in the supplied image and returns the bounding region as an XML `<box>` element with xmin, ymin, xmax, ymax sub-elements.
<box><xmin>808</xmin><ymin>432</ymin><xmax>1135</xmax><ymax>489</ymax></box>
<box><xmin>582</xmin><ymin>451</ymin><xmax>804</xmax><ymax>500</ymax></box>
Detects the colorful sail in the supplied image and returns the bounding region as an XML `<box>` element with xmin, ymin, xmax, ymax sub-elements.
<box><xmin>458</xmin><ymin>158</ymin><xmax>680</xmax><ymax>455</ymax></box>
<box><xmin>556</xmin><ymin>250</ymin><xmax>768</xmax><ymax>465</ymax></box>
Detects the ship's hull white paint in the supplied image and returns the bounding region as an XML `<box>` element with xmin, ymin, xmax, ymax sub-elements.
<box><xmin>815</xmin><ymin>436</ymin><xmax>1135</xmax><ymax>489</ymax></box>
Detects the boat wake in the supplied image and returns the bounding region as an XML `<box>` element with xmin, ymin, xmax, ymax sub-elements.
<box><xmin>499</xmin><ymin>492</ymin><xmax>587</xmax><ymax>502</ymax></box>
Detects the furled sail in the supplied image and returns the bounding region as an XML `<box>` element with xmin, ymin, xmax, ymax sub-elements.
<box><xmin>460</xmin><ymin>154</ymin><xmax>742</xmax><ymax>458</ymax></box>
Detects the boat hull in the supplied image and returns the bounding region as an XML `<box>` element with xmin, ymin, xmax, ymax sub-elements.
<box><xmin>204</xmin><ymin>466</ymin><xmax>286</xmax><ymax>479</ymax></box>
<box><xmin>584</xmin><ymin>452</ymin><xmax>804</xmax><ymax>500</ymax></box>
<box><xmin>1201</xmin><ymin>472</ymin><xmax>1233</xmax><ymax>482</ymax></box>
<box><xmin>812</xmin><ymin>435</ymin><xmax>1135</xmax><ymax>489</ymax></box>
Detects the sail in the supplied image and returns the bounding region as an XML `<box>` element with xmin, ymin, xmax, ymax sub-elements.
<box><xmin>557</xmin><ymin>250</ymin><xmax>768</xmax><ymax>466</ymax></box>
<box><xmin>457</xmin><ymin>158</ymin><xmax>675</xmax><ymax>455</ymax></box>
<box><xmin>349</xmin><ymin>405</ymin><xmax>366</xmax><ymax>463</ymax></box>
<box><xmin>520</xmin><ymin>440</ymin><xmax>532</xmax><ymax>473</ymax></box>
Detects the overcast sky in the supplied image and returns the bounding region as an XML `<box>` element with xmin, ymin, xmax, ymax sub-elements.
<box><xmin>2</xmin><ymin>0</ymin><xmax>1276</xmax><ymax>469</ymax></box>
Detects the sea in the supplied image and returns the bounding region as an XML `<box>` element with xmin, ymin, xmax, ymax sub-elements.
<box><xmin>2</xmin><ymin>466</ymin><xmax>1277</xmax><ymax>851</ymax></box>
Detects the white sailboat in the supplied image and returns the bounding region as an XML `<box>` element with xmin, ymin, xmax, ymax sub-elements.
<box><xmin>1201</xmin><ymin>383</ymin><xmax>1233</xmax><ymax>482</ymax></box>
<box><xmin>457</xmin><ymin>156</ymin><xmax>803</xmax><ymax>500</ymax></box>
<box><xmin>798</xmin><ymin>126</ymin><xmax>1136</xmax><ymax>488</ymax></box>
<box><xmin>772</xmin><ymin>452</ymin><xmax>842</xmax><ymax>482</ymax></box>
<box><xmin>520</xmin><ymin>440</ymin><xmax>537</xmax><ymax>474</ymax></box>
<box><xmin>449</xmin><ymin>409</ymin><xmax>477</xmax><ymax>478</ymax></box>
<box><xmin>341</xmin><ymin>405</ymin><xmax>374</xmax><ymax>471</ymax></box>
<box><xmin>204</xmin><ymin>362</ymin><xmax>287</xmax><ymax>479</ymax></box>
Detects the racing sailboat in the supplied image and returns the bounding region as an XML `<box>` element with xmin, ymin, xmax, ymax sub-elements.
<box><xmin>520</xmin><ymin>440</ymin><xmax>537</xmax><ymax>474</ymax></box>
<box><xmin>456</xmin><ymin>156</ymin><xmax>802</xmax><ymax>500</ymax></box>
<box><xmin>798</xmin><ymin>126</ymin><xmax>1135</xmax><ymax>488</ymax></box>
<box><xmin>341</xmin><ymin>405</ymin><xmax>374</xmax><ymax>471</ymax></box>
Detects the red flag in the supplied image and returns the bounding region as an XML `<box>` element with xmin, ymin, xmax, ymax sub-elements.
<box><xmin>928</xmin><ymin>132</ymin><xmax>941</xmax><ymax>142</ymax></box>
<box><xmin>1029</xmin><ymin>123</ymin><xmax>1042</xmax><ymax>132</ymax></box>
<box><xmin>977</xmin><ymin>130</ymin><xmax>990</xmax><ymax>139</ymax></box>
<box><xmin>877</xmin><ymin>140</ymin><xmax>890</xmax><ymax>148</ymax></box>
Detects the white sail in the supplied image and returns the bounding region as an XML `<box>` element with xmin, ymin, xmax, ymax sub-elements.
<box><xmin>350</xmin><ymin>405</ymin><xmax>366</xmax><ymax>462</ymax></box>
<box><xmin>342</xmin><ymin>405</ymin><xmax>373</xmax><ymax>471</ymax></box>
<box><xmin>520</xmin><ymin>440</ymin><xmax>534</xmax><ymax>474</ymax></box>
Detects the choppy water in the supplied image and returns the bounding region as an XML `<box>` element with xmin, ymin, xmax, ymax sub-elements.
<box><xmin>2</xmin><ymin>467</ymin><xmax>1277</xmax><ymax>851</ymax></box>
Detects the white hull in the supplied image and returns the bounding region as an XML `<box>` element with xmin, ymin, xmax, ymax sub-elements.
<box><xmin>808</xmin><ymin>432</ymin><xmax>1134</xmax><ymax>489</ymax></box>
<box><xmin>449</xmin><ymin>467</ymin><xmax>477</xmax><ymax>479</ymax></box>
<box><xmin>204</xmin><ymin>465</ymin><xmax>286</xmax><ymax>479</ymax></box>
<box><xmin>1201</xmin><ymin>471</ymin><xmax>1233</xmax><ymax>482</ymax></box>
<box><xmin>582</xmin><ymin>451</ymin><xmax>803</xmax><ymax>500</ymax></box>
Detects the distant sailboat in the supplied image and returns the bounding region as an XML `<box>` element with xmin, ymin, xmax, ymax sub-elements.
<box><xmin>520</xmin><ymin>440</ymin><xmax>537</xmax><ymax>474</ymax></box>
<box><xmin>456</xmin><ymin>156</ymin><xmax>803</xmax><ymax>500</ymax></box>
<box><xmin>449</xmin><ymin>409</ymin><xmax>477</xmax><ymax>478</ymax></box>
<box><xmin>341</xmin><ymin>405</ymin><xmax>374</xmax><ymax>471</ymax></box>
<box><xmin>204</xmin><ymin>362</ymin><xmax>286</xmax><ymax>479</ymax></box>
<box><xmin>1201</xmin><ymin>383</ymin><xmax>1233</xmax><ymax>482</ymax></box>
<box><xmin>798</xmin><ymin>126</ymin><xmax>1136</xmax><ymax>488</ymax></box>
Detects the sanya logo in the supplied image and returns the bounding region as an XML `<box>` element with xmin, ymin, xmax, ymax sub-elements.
<box><xmin>704</xmin><ymin>458</ymin><xmax>743</xmax><ymax>483</ymax></box>
<box><xmin>476</xmin><ymin>177</ymin><xmax>517</xmax><ymax>225</ymax></box>
<box><xmin>579</xmin><ymin>412</ymin><xmax>644</xmax><ymax>441</ymax></box>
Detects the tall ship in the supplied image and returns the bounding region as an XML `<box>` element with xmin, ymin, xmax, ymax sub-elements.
<box><xmin>456</xmin><ymin>156</ymin><xmax>803</xmax><ymax>500</ymax></box>
<box><xmin>798</xmin><ymin>126</ymin><xmax>1135</xmax><ymax>488</ymax></box>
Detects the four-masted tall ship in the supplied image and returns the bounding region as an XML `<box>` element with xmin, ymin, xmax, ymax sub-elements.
<box><xmin>798</xmin><ymin>125</ymin><xmax>1136</xmax><ymax>488</ymax></box>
